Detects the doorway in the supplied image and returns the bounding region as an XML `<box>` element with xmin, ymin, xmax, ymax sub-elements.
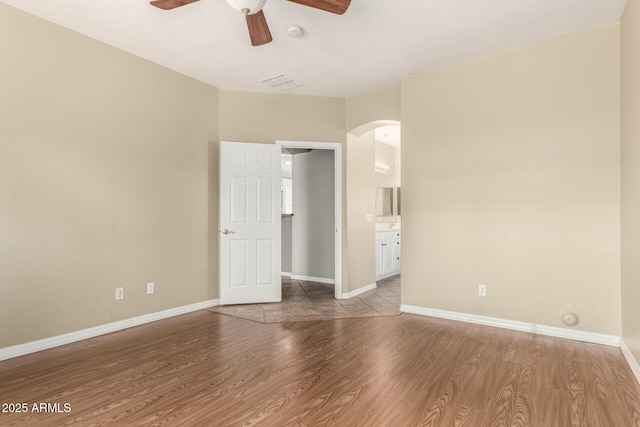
<box><xmin>218</xmin><ymin>140</ymin><xmax>343</xmax><ymax>305</ymax></box>
<box><xmin>277</xmin><ymin>140</ymin><xmax>343</xmax><ymax>299</ymax></box>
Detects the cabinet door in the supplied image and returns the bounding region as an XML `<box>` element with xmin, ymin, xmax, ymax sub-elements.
<box><xmin>375</xmin><ymin>241</ymin><xmax>384</xmax><ymax>277</ymax></box>
<box><xmin>382</xmin><ymin>240</ymin><xmax>394</xmax><ymax>274</ymax></box>
<box><xmin>392</xmin><ymin>239</ymin><xmax>401</xmax><ymax>271</ymax></box>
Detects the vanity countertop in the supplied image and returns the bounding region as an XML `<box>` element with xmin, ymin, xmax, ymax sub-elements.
<box><xmin>376</xmin><ymin>223</ymin><xmax>401</xmax><ymax>232</ymax></box>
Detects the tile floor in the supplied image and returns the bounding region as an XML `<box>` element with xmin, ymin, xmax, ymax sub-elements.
<box><xmin>208</xmin><ymin>275</ymin><xmax>401</xmax><ymax>323</ymax></box>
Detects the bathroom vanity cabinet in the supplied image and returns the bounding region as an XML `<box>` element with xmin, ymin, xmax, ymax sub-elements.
<box><xmin>375</xmin><ymin>230</ymin><xmax>401</xmax><ymax>279</ymax></box>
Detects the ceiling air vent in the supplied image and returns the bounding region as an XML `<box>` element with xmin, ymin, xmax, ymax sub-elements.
<box><xmin>260</xmin><ymin>73</ymin><xmax>304</xmax><ymax>92</ymax></box>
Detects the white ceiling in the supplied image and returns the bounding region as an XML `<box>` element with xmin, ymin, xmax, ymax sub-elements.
<box><xmin>2</xmin><ymin>0</ymin><xmax>627</xmax><ymax>98</ymax></box>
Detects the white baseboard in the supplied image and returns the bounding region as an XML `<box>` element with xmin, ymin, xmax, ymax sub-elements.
<box><xmin>621</xmin><ymin>339</ymin><xmax>640</xmax><ymax>386</ymax></box>
<box><xmin>0</xmin><ymin>299</ymin><xmax>219</xmax><ymax>362</ymax></box>
<box><xmin>291</xmin><ymin>274</ymin><xmax>335</xmax><ymax>285</ymax></box>
<box><xmin>339</xmin><ymin>282</ymin><xmax>377</xmax><ymax>299</ymax></box>
<box><xmin>281</xmin><ymin>272</ymin><xmax>292</xmax><ymax>277</ymax></box>
<box><xmin>400</xmin><ymin>304</ymin><xmax>620</xmax><ymax>347</ymax></box>
<box><xmin>376</xmin><ymin>271</ymin><xmax>400</xmax><ymax>281</ymax></box>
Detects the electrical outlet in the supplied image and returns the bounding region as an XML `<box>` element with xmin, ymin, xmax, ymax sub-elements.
<box><xmin>478</xmin><ymin>284</ymin><xmax>487</xmax><ymax>297</ymax></box>
<box><xmin>147</xmin><ymin>282</ymin><xmax>155</xmax><ymax>295</ymax></box>
<box><xmin>115</xmin><ymin>287</ymin><xmax>124</xmax><ymax>301</ymax></box>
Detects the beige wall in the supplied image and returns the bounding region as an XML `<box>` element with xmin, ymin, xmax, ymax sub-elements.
<box><xmin>401</xmin><ymin>25</ymin><xmax>621</xmax><ymax>335</ymax></box>
<box><xmin>621</xmin><ymin>2</ymin><xmax>640</xmax><ymax>364</ymax></box>
<box><xmin>345</xmin><ymin>86</ymin><xmax>401</xmax><ymax>133</ymax></box>
<box><xmin>219</xmin><ymin>90</ymin><xmax>346</xmax><ymax>144</ymax></box>
<box><xmin>344</xmin><ymin>87</ymin><xmax>401</xmax><ymax>292</ymax></box>
<box><xmin>346</xmin><ymin>132</ymin><xmax>377</xmax><ymax>292</ymax></box>
<box><xmin>0</xmin><ymin>4</ymin><xmax>219</xmax><ymax>348</ymax></box>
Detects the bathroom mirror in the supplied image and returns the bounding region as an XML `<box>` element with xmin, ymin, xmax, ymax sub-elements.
<box><xmin>376</xmin><ymin>187</ymin><xmax>393</xmax><ymax>217</ymax></box>
<box><xmin>376</xmin><ymin>186</ymin><xmax>401</xmax><ymax>222</ymax></box>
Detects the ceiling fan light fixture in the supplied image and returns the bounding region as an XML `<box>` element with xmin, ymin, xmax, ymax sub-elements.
<box><xmin>152</xmin><ymin>0</ymin><xmax>350</xmax><ymax>47</ymax></box>
<box><xmin>224</xmin><ymin>0</ymin><xmax>266</xmax><ymax>15</ymax></box>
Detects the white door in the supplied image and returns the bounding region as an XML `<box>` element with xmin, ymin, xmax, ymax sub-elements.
<box><xmin>220</xmin><ymin>141</ymin><xmax>281</xmax><ymax>305</ymax></box>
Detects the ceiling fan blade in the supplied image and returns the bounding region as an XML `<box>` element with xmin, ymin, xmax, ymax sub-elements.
<box><xmin>150</xmin><ymin>0</ymin><xmax>199</xmax><ymax>10</ymax></box>
<box><xmin>286</xmin><ymin>0</ymin><xmax>351</xmax><ymax>15</ymax></box>
<box><xmin>246</xmin><ymin>10</ymin><xmax>273</xmax><ymax>46</ymax></box>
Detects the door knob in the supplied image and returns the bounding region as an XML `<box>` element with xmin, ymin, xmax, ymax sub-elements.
<box><xmin>221</xmin><ymin>229</ymin><xmax>235</xmax><ymax>235</ymax></box>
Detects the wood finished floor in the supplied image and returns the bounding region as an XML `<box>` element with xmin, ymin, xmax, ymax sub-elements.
<box><xmin>1</xmin><ymin>310</ymin><xmax>640</xmax><ymax>426</ymax></box>
<box><xmin>208</xmin><ymin>276</ymin><xmax>401</xmax><ymax>323</ymax></box>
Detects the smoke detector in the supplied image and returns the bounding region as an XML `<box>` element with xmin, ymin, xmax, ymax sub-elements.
<box><xmin>288</xmin><ymin>25</ymin><xmax>303</xmax><ymax>38</ymax></box>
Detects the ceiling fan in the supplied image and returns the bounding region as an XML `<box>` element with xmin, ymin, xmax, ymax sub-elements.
<box><xmin>149</xmin><ymin>0</ymin><xmax>351</xmax><ymax>47</ymax></box>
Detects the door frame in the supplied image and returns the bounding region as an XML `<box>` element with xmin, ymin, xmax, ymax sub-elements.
<box><xmin>276</xmin><ymin>140</ymin><xmax>343</xmax><ymax>299</ymax></box>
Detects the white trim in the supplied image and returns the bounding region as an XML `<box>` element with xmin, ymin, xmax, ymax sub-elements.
<box><xmin>376</xmin><ymin>271</ymin><xmax>400</xmax><ymax>281</ymax></box>
<box><xmin>400</xmin><ymin>304</ymin><xmax>620</xmax><ymax>347</ymax></box>
<box><xmin>281</xmin><ymin>272</ymin><xmax>292</xmax><ymax>277</ymax></box>
<box><xmin>291</xmin><ymin>274</ymin><xmax>335</xmax><ymax>285</ymax></box>
<box><xmin>276</xmin><ymin>140</ymin><xmax>343</xmax><ymax>299</ymax></box>
<box><xmin>621</xmin><ymin>339</ymin><xmax>640</xmax><ymax>386</ymax></box>
<box><xmin>0</xmin><ymin>299</ymin><xmax>219</xmax><ymax>362</ymax></box>
<box><xmin>338</xmin><ymin>282</ymin><xmax>377</xmax><ymax>299</ymax></box>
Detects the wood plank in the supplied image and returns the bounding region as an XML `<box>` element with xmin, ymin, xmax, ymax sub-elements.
<box><xmin>0</xmin><ymin>311</ymin><xmax>639</xmax><ymax>426</ymax></box>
